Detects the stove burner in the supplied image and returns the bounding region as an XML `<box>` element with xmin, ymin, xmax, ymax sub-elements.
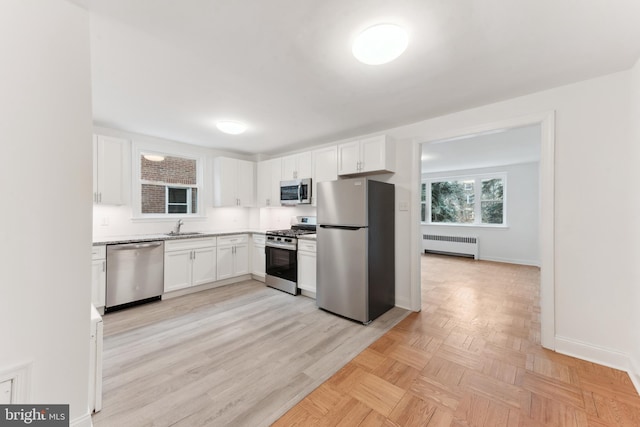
<box><xmin>266</xmin><ymin>228</ymin><xmax>316</xmax><ymax>238</ymax></box>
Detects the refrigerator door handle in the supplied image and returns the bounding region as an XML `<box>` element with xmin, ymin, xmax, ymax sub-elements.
<box><xmin>319</xmin><ymin>225</ymin><xmax>363</xmax><ymax>231</ymax></box>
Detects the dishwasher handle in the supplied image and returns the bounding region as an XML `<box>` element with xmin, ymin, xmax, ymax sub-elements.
<box><xmin>110</xmin><ymin>242</ymin><xmax>163</xmax><ymax>250</ymax></box>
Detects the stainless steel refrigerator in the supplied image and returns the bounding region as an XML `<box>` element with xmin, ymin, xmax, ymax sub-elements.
<box><xmin>316</xmin><ymin>178</ymin><xmax>395</xmax><ymax>324</ymax></box>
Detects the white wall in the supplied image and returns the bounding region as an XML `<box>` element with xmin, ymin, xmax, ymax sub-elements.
<box><xmin>422</xmin><ymin>162</ymin><xmax>540</xmax><ymax>266</ymax></box>
<box><xmin>628</xmin><ymin>57</ymin><xmax>640</xmax><ymax>389</ymax></box>
<box><xmin>381</xmin><ymin>69</ymin><xmax>635</xmax><ymax>370</ymax></box>
<box><xmin>0</xmin><ymin>1</ymin><xmax>93</xmax><ymax>426</ymax></box>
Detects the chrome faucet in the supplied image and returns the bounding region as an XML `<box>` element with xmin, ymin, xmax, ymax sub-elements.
<box><xmin>173</xmin><ymin>219</ymin><xmax>184</xmax><ymax>234</ymax></box>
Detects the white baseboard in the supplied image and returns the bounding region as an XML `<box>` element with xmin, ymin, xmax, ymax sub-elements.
<box><xmin>394</xmin><ymin>296</ymin><xmax>412</xmax><ymax>311</ymax></box>
<box><xmin>162</xmin><ymin>275</ymin><xmax>253</xmax><ymax>299</ymax></box>
<box><xmin>71</xmin><ymin>413</ymin><xmax>92</xmax><ymax>427</ymax></box>
<box><xmin>629</xmin><ymin>355</ymin><xmax>640</xmax><ymax>395</ymax></box>
<box><xmin>555</xmin><ymin>335</ymin><xmax>630</xmax><ymax>372</ymax></box>
<box><xmin>479</xmin><ymin>256</ymin><xmax>540</xmax><ymax>267</ymax></box>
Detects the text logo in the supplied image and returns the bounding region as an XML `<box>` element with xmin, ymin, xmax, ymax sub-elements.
<box><xmin>0</xmin><ymin>405</ymin><xmax>68</xmax><ymax>426</ymax></box>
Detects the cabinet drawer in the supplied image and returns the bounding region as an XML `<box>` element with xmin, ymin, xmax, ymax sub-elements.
<box><xmin>165</xmin><ymin>237</ymin><xmax>216</xmax><ymax>252</ymax></box>
<box><xmin>91</xmin><ymin>245</ymin><xmax>106</xmax><ymax>260</ymax></box>
<box><xmin>218</xmin><ymin>234</ymin><xmax>249</xmax><ymax>246</ymax></box>
<box><xmin>252</xmin><ymin>233</ymin><xmax>266</xmax><ymax>245</ymax></box>
<box><xmin>298</xmin><ymin>240</ymin><xmax>316</xmax><ymax>253</ymax></box>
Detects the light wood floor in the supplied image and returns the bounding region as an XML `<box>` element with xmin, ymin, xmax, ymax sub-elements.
<box><xmin>91</xmin><ymin>280</ymin><xmax>408</xmax><ymax>427</ymax></box>
<box><xmin>275</xmin><ymin>254</ymin><xmax>640</xmax><ymax>426</ymax></box>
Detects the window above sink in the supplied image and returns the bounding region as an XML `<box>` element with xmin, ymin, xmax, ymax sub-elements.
<box><xmin>132</xmin><ymin>142</ymin><xmax>206</xmax><ymax>219</ymax></box>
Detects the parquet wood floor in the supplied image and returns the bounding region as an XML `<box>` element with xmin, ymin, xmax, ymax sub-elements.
<box><xmin>274</xmin><ymin>254</ymin><xmax>640</xmax><ymax>426</ymax></box>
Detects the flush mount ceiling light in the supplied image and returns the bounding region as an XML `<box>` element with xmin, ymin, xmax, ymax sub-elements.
<box><xmin>216</xmin><ymin>120</ymin><xmax>248</xmax><ymax>135</ymax></box>
<box><xmin>352</xmin><ymin>23</ymin><xmax>409</xmax><ymax>65</ymax></box>
<box><xmin>143</xmin><ymin>154</ymin><xmax>165</xmax><ymax>162</ymax></box>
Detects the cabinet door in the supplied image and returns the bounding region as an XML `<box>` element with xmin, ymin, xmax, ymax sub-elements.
<box><xmin>256</xmin><ymin>160</ymin><xmax>272</xmax><ymax>207</ymax></box>
<box><xmin>236</xmin><ymin>159</ymin><xmax>255</xmax><ymax>207</ymax></box>
<box><xmin>216</xmin><ymin>246</ymin><xmax>234</xmax><ymax>280</ymax></box>
<box><xmin>213</xmin><ymin>157</ymin><xmax>238</xmax><ymax>207</ymax></box>
<box><xmin>281</xmin><ymin>155</ymin><xmax>297</xmax><ymax>180</ymax></box>
<box><xmin>270</xmin><ymin>158</ymin><xmax>282</xmax><ymax>206</ymax></box>
<box><xmin>192</xmin><ymin>246</ymin><xmax>216</xmax><ymax>287</ymax></box>
<box><xmin>95</xmin><ymin>135</ymin><xmax>126</xmax><ymax>205</ymax></box>
<box><xmin>91</xmin><ymin>258</ymin><xmax>106</xmax><ymax>307</ymax></box>
<box><xmin>233</xmin><ymin>244</ymin><xmax>250</xmax><ymax>276</ymax></box>
<box><xmin>296</xmin><ymin>152</ymin><xmax>313</xmax><ymax>179</ymax></box>
<box><xmin>164</xmin><ymin>250</ymin><xmax>192</xmax><ymax>292</ymax></box>
<box><xmin>252</xmin><ymin>244</ymin><xmax>265</xmax><ymax>277</ymax></box>
<box><xmin>337</xmin><ymin>141</ymin><xmax>360</xmax><ymax>175</ymax></box>
<box><xmin>297</xmin><ymin>251</ymin><xmax>317</xmax><ymax>294</ymax></box>
<box><xmin>360</xmin><ymin>135</ymin><xmax>387</xmax><ymax>173</ymax></box>
<box><xmin>312</xmin><ymin>146</ymin><xmax>337</xmax><ymax>206</ymax></box>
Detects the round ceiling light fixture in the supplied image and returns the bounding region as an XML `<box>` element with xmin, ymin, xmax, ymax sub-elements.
<box><xmin>352</xmin><ymin>23</ymin><xmax>408</xmax><ymax>65</ymax></box>
<box><xmin>216</xmin><ymin>120</ymin><xmax>248</xmax><ymax>135</ymax></box>
<box><xmin>143</xmin><ymin>154</ymin><xmax>165</xmax><ymax>162</ymax></box>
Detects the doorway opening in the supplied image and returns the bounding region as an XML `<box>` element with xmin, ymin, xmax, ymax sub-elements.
<box><xmin>412</xmin><ymin>112</ymin><xmax>555</xmax><ymax>349</ymax></box>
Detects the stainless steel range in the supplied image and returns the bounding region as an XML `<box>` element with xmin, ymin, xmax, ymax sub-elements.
<box><xmin>265</xmin><ymin>216</ymin><xmax>316</xmax><ymax>295</ymax></box>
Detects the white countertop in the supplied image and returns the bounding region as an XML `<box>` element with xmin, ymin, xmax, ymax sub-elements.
<box><xmin>93</xmin><ymin>229</ymin><xmax>268</xmax><ymax>246</ymax></box>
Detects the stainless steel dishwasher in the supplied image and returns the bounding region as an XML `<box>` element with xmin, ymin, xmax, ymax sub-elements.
<box><xmin>106</xmin><ymin>241</ymin><xmax>164</xmax><ymax>312</ymax></box>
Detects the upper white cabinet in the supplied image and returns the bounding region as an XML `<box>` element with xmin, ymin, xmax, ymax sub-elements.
<box><xmin>337</xmin><ymin>135</ymin><xmax>394</xmax><ymax>176</ymax></box>
<box><xmin>212</xmin><ymin>157</ymin><xmax>255</xmax><ymax>207</ymax></box>
<box><xmin>311</xmin><ymin>146</ymin><xmax>338</xmax><ymax>206</ymax></box>
<box><xmin>281</xmin><ymin>152</ymin><xmax>312</xmax><ymax>180</ymax></box>
<box><xmin>93</xmin><ymin>135</ymin><xmax>127</xmax><ymax>205</ymax></box>
<box><xmin>256</xmin><ymin>158</ymin><xmax>282</xmax><ymax>207</ymax></box>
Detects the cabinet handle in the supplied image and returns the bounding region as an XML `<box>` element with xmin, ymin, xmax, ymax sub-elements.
<box><xmin>99</xmin><ymin>192</ymin><xmax>102</xmax><ymax>203</ymax></box>
<box><xmin>192</xmin><ymin>250</ymin><xmax>196</xmax><ymax>260</ymax></box>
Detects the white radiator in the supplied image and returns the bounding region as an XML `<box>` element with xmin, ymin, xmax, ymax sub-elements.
<box><xmin>423</xmin><ymin>234</ymin><xmax>478</xmax><ymax>259</ymax></box>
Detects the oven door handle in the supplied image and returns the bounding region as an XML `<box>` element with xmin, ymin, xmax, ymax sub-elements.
<box><xmin>266</xmin><ymin>242</ymin><xmax>297</xmax><ymax>251</ymax></box>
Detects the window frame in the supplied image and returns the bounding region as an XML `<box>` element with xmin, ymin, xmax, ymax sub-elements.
<box><xmin>424</xmin><ymin>172</ymin><xmax>507</xmax><ymax>227</ymax></box>
<box><xmin>166</xmin><ymin>186</ymin><xmax>194</xmax><ymax>214</ymax></box>
<box><xmin>132</xmin><ymin>142</ymin><xmax>206</xmax><ymax>220</ymax></box>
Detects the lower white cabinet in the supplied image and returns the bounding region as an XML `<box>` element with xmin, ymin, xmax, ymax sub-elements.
<box><xmin>217</xmin><ymin>234</ymin><xmax>249</xmax><ymax>281</ymax></box>
<box><xmin>164</xmin><ymin>238</ymin><xmax>216</xmax><ymax>292</ymax></box>
<box><xmin>251</xmin><ymin>234</ymin><xmax>266</xmax><ymax>279</ymax></box>
<box><xmin>91</xmin><ymin>245</ymin><xmax>106</xmax><ymax>308</ymax></box>
<box><xmin>297</xmin><ymin>239</ymin><xmax>317</xmax><ymax>296</ymax></box>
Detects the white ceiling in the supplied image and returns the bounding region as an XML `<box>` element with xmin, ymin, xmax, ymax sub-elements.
<box><xmin>421</xmin><ymin>124</ymin><xmax>540</xmax><ymax>173</ymax></box>
<box><xmin>89</xmin><ymin>1</ymin><xmax>640</xmax><ymax>155</ymax></box>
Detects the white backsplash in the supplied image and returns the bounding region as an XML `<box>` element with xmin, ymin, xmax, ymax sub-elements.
<box><xmin>93</xmin><ymin>204</ymin><xmax>317</xmax><ymax>239</ymax></box>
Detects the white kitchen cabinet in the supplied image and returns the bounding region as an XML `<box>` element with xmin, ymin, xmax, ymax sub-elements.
<box><xmin>91</xmin><ymin>245</ymin><xmax>106</xmax><ymax>309</ymax></box>
<box><xmin>256</xmin><ymin>158</ymin><xmax>282</xmax><ymax>207</ymax></box>
<box><xmin>217</xmin><ymin>234</ymin><xmax>249</xmax><ymax>280</ymax></box>
<box><xmin>297</xmin><ymin>239</ymin><xmax>317</xmax><ymax>297</ymax></box>
<box><xmin>281</xmin><ymin>152</ymin><xmax>312</xmax><ymax>180</ymax></box>
<box><xmin>212</xmin><ymin>157</ymin><xmax>255</xmax><ymax>207</ymax></box>
<box><xmin>251</xmin><ymin>233</ymin><xmax>266</xmax><ymax>279</ymax></box>
<box><xmin>164</xmin><ymin>238</ymin><xmax>216</xmax><ymax>292</ymax></box>
<box><xmin>312</xmin><ymin>146</ymin><xmax>338</xmax><ymax>206</ymax></box>
<box><xmin>93</xmin><ymin>134</ymin><xmax>127</xmax><ymax>205</ymax></box>
<box><xmin>337</xmin><ymin>135</ymin><xmax>394</xmax><ymax>176</ymax></box>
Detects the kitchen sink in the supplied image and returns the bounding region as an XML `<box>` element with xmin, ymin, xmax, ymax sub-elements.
<box><xmin>165</xmin><ymin>232</ymin><xmax>203</xmax><ymax>236</ymax></box>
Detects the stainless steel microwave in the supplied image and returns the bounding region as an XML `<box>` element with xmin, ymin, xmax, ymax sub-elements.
<box><xmin>280</xmin><ymin>178</ymin><xmax>312</xmax><ymax>205</ymax></box>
